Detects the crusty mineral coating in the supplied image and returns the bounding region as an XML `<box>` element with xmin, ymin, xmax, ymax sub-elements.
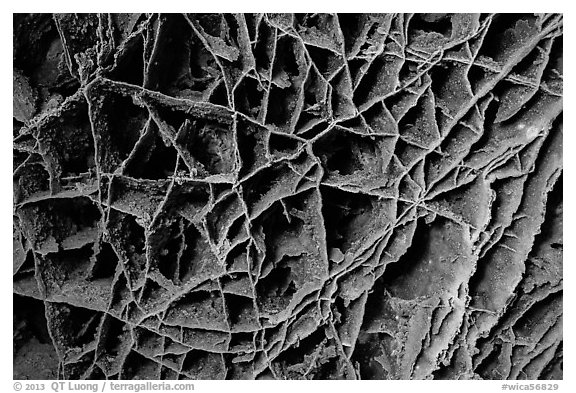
<box><xmin>13</xmin><ymin>13</ymin><xmax>562</xmax><ymax>380</ymax></box>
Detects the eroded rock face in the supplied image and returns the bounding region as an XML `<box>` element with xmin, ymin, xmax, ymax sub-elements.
<box><xmin>13</xmin><ymin>13</ymin><xmax>562</xmax><ymax>380</ymax></box>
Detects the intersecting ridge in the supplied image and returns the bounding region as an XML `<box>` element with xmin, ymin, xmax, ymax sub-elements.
<box><xmin>13</xmin><ymin>13</ymin><xmax>563</xmax><ymax>380</ymax></box>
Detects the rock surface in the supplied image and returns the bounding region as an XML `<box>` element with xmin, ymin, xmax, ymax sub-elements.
<box><xmin>13</xmin><ymin>13</ymin><xmax>562</xmax><ymax>380</ymax></box>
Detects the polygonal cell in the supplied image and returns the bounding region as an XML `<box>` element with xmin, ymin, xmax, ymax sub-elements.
<box><xmin>330</xmin><ymin>67</ymin><xmax>357</xmax><ymax>119</ymax></box>
<box><xmin>204</xmin><ymin>192</ymin><xmax>245</xmax><ymax>245</ymax></box>
<box><xmin>86</xmin><ymin>83</ymin><xmax>149</xmax><ymax>172</ymax></box>
<box><xmin>296</xmin><ymin>13</ymin><xmax>343</xmax><ymax>52</ymax></box>
<box><xmin>181</xmin><ymin>327</ymin><xmax>230</xmax><ymax>352</ymax></box>
<box><xmin>265</xmin><ymin>35</ymin><xmax>307</xmax><ymax>131</ymax></box>
<box><xmin>95</xmin><ymin>315</ymin><xmax>133</xmax><ymax>375</ymax></box>
<box><xmin>62</xmin><ymin>351</ymin><xmax>96</xmax><ymax>380</ymax></box>
<box><xmin>121</xmin><ymin>350</ymin><xmax>161</xmax><ymax>380</ymax></box>
<box><xmin>106</xmin><ymin>211</ymin><xmax>147</xmax><ymax>288</ymax></box>
<box><xmin>424</xmin><ymin>121</ymin><xmax>483</xmax><ymax>185</ymax></box>
<box><xmin>236</xmin><ymin>118</ymin><xmax>269</xmax><ymax>178</ymax></box>
<box><xmin>108</xmin><ymin>29</ymin><xmax>146</xmax><ymax>86</ymax></box>
<box><xmin>229</xmin><ymin>331</ymin><xmax>256</xmax><ymax>353</ymax></box>
<box><xmin>223</xmin><ymin>355</ymin><xmax>256</xmax><ymax>379</ymax></box>
<box><xmin>353</xmin><ymin>50</ymin><xmax>404</xmax><ymax>109</ymax></box>
<box><xmin>397</xmin><ymin>88</ymin><xmax>440</xmax><ymax>148</ymax></box>
<box><xmin>409</xmin><ymin>13</ymin><xmax>453</xmax><ymax>42</ymax></box>
<box><xmin>256</xmin><ymin>264</ymin><xmax>297</xmax><ymax>316</ymax></box>
<box><xmin>137</xmin><ymin>279</ymin><xmax>171</xmax><ymax>313</ymax></box>
<box><xmin>295</xmin><ymin>67</ymin><xmax>330</xmax><ymax>133</ymax></box>
<box><xmin>53</xmin><ymin>14</ymin><xmax>100</xmax><ymax>75</ymax></box>
<box><xmin>320</xmin><ymin>186</ymin><xmax>394</xmax><ymax>255</ymax></box>
<box><xmin>268</xmin><ymin>132</ymin><xmax>304</xmax><ymax>158</ymax></box>
<box><xmin>241</xmin><ymin>162</ymin><xmax>301</xmax><ymax>216</ymax></box>
<box><xmin>38</xmin><ymin>244</ymin><xmax>94</xmax><ymax>296</ymax></box>
<box><xmin>225</xmin><ymin>294</ymin><xmax>259</xmax><ymax>331</ymax></box>
<box><xmin>168</xmin><ymin>182</ymin><xmax>211</xmax><ymax>223</ymax></box>
<box><xmin>89</xmin><ymin>241</ymin><xmax>119</xmax><ymax>280</ymax></box>
<box><xmin>182</xmin><ymin>350</ymin><xmax>226</xmax><ymax>379</ymax></box>
<box><xmin>165</xmin><ymin>290</ymin><xmax>228</xmax><ymax>331</ymax></box>
<box><xmin>161</xmin><ymin>366</ymin><xmax>180</xmax><ymax>380</ymax></box>
<box><xmin>314</xmin><ymin>128</ymin><xmax>392</xmax><ymax>180</ymax></box>
<box><xmin>253</xmin><ymin>196</ymin><xmax>327</xmax><ymax>316</ymax></box>
<box><xmin>13</xmin><ymin>156</ymin><xmax>51</xmax><ymax>203</ymax></box>
<box><xmin>134</xmin><ymin>326</ymin><xmax>164</xmax><ymax>358</ymax></box>
<box><xmin>144</xmin><ymin>14</ymin><xmax>193</xmax><ymax>94</ymax></box>
<box><xmin>45</xmin><ymin>302</ymin><xmax>103</xmax><ymax>358</ymax></box>
<box><xmin>191</xmin><ymin>14</ymin><xmax>240</xmax><ymax>60</ymax></box>
<box><xmin>17</xmin><ymin>196</ymin><xmax>101</xmax><ymax>255</ymax></box>
<box><xmin>234</xmin><ymin>74</ymin><xmax>265</xmax><ymax>119</ymax></box>
<box><xmin>225</xmin><ymin>242</ymin><xmax>250</xmax><ymax>273</ymax></box>
<box><xmin>307</xmin><ymin>45</ymin><xmax>345</xmax><ymax>81</ymax></box>
<box><xmin>108</xmin><ymin>272</ymin><xmax>132</xmax><ymax>317</ymax></box>
<box><xmin>148</xmin><ymin>100</ymin><xmax>237</xmax><ymax>178</ymax></box>
<box><xmin>13</xmin><ymin>250</ymin><xmax>38</xmax><ymax>297</ymax></box>
<box><xmin>35</xmin><ymin>99</ymin><xmax>95</xmax><ymax>180</ymax></box>
<box><xmin>476</xmin><ymin>14</ymin><xmax>541</xmax><ymax>64</ymax></box>
<box><xmin>356</xmin><ymin>101</ymin><xmax>398</xmax><ymax>136</ymax></box>
<box><xmin>221</xmin><ymin>273</ymin><xmax>253</xmax><ymax>297</ymax></box>
<box><xmin>152</xmin><ymin>223</ymin><xmax>184</xmax><ymax>284</ymax></box>
<box><xmin>123</xmin><ymin>121</ymin><xmax>179</xmax><ymax>180</ymax></box>
<box><xmin>14</xmin><ymin>14</ymin><xmax>78</xmax><ymax>103</ymax></box>
<box><xmin>271</xmin><ymin>328</ymin><xmax>345</xmax><ymax>380</ymax></box>
<box><xmin>13</xmin><ymin>294</ymin><xmax>57</xmax><ymax>380</ymax></box>
<box><xmin>177</xmin><ymin>222</ymin><xmax>224</xmax><ymax>285</ymax></box>
<box><xmin>541</xmin><ymin>36</ymin><xmax>563</xmax><ymax>95</ymax></box>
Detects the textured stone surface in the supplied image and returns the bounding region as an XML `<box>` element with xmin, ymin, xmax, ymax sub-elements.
<box><xmin>13</xmin><ymin>13</ymin><xmax>562</xmax><ymax>380</ymax></box>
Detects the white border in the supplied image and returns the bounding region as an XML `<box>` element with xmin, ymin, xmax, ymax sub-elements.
<box><xmin>3</xmin><ymin>4</ymin><xmax>571</xmax><ymax>392</ymax></box>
